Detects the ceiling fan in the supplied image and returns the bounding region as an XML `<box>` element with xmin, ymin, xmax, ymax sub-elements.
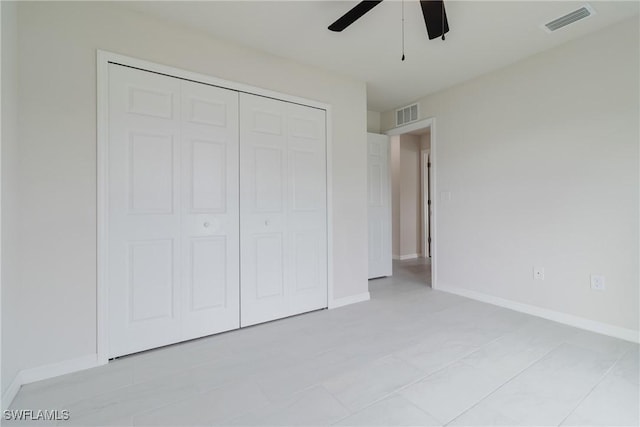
<box><xmin>328</xmin><ymin>0</ymin><xmax>449</xmax><ymax>41</ymax></box>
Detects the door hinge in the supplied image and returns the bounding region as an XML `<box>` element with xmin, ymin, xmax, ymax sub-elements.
<box><xmin>427</xmin><ymin>199</ymin><xmax>431</xmax><ymax>205</ymax></box>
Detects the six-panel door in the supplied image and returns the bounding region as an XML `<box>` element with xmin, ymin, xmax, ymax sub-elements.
<box><xmin>108</xmin><ymin>65</ymin><xmax>240</xmax><ymax>357</ymax></box>
<box><xmin>239</xmin><ymin>94</ymin><xmax>327</xmax><ymax>327</ymax></box>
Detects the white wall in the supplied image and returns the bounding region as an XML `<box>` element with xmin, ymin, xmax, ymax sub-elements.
<box><xmin>390</xmin><ymin>136</ymin><xmax>400</xmax><ymax>257</ymax></box>
<box><xmin>399</xmin><ymin>135</ymin><xmax>422</xmax><ymax>258</ymax></box>
<box><xmin>367</xmin><ymin>110</ymin><xmax>381</xmax><ymax>133</ymax></box>
<box><xmin>382</xmin><ymin>18</ymin><xmax>639</xmax><ymax>333</ymax></box>
<box><xmin>8</xmin><ymin>1</ymin><xmax>368</xmax><ymax>390</ymax></box>
<box><xmin>1</xmin><ymin>0</ymin><xmax>20</xmax><ymax>399</ymax></box>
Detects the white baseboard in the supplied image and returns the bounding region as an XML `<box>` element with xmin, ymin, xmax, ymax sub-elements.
<box><xmin>437</xmin><ymin>283</ymin><xmax>640</xmax><ymax>344</ymax></box>
<box><xmin>2</xmin><ymin>374</ymin><xmax>22</xmax><ymax>411</ymax></box>
<box><xmin>398</xmin><ymin>254</ymin><xmax>419</xmax><ymax>261</ymax></box>
<box><xmin>2</xmin><ymin>354</ymin><xmax>100</xmax><ymax>410</ymax></box>
<box><xmin>329</xmin><ymin>292</ymin><xmax>370</xmax><ymax>309</ymax></box>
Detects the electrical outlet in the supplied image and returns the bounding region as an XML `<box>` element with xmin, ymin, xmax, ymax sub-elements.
<box><xmin>533</xmin><ymin>267</ymin><xmax>545</xmax><ymax>280</ymax></box>
<box><xmin>591</xmin><ymin>274</ymin><xmax>605</xmax><ymax>291</ymax></box>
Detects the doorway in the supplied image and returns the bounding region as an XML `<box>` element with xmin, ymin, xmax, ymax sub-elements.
<box><xmin>386</xmin><ymin>118</ymin><xmax>435</xmax><ymax>288</ymax></box>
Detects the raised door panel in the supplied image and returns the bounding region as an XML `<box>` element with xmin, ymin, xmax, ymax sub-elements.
<box><xmin>189</xmin><ymin>237</ymin><xmax>227</xmax><ymax>310</ymax></box>
<box><xmin>190</xmin><ymin>140</ymin><xmax>227</xmax><ymax>213</ymax></box>
<box><xmin>368</xmin><ymin>162</ymin><xmax>383</xmax><ymax>208</ymax></box>
<box><xmin>127</xmin><ymin>86</ymin><xmax>174</xmax><ymax>119</ymax></box>
<box><xmin>254</xmin><ymin>147</ymin><xmax>284</xmax><ymax>213</ymax></box>
<box><xmin>108</xmin><ymin>64</ymin><xmax>182</xmax><ymax>358</ymax></box>
<box><xmin>180</xmin><ymin>80</ymin><xmax>239</xmax><ymax>340</ymax></box>
<box><xmin>128</xmin><ymin>133</ymin><xmax>175</xmax><ymax>214</ymax></box>
<box><xmin>292</xmin><ymin>231</ymin><xmax>321</xmax><ymax>292</ymax></box>
<box><xmin>128</xmin><ymin>240</ymin><xmax>175</xmax><ymax>322</ymax></box>
<box><xmin>254</xmin><ymin>234</ymin><xmax>285</xmax><ymax>299</ymax></box>
<box><xmin>291</xmin><ymin>150</ymin><xmax>322</xmax><ymax>212</ymax></box>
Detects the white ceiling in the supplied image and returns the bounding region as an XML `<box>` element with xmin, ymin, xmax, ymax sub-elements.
<box><xmin>123</xmin><ymin>1</ymin><xmax>639</xmax><ymax>112</ymax></box>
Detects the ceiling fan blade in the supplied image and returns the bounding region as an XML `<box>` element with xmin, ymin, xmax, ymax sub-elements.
<box><xmin>420</xmin><ymin>0</ymin><xmax>449</xmax><ymax>40</ymax></box>
<box><xmin>328</xmin><ymin>0</ymin><xmax>384</xmax><ymax>32</ymax></box>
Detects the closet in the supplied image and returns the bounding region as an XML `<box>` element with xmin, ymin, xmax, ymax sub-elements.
<box><xmin>106</xmin><ymin>64</ymin><xmax>327</xmax><ymax>358</ymax></box>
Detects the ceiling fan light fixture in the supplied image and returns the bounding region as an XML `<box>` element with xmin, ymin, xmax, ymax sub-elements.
<box><xmin>420</xmin><ymin>0</ymin><xmax>449</xmax><ymax>40</ymax></box>
<box><xmin>328</xmin><ymin>0</ymin><xmax>450</xmax><ymax>41</ymax></box>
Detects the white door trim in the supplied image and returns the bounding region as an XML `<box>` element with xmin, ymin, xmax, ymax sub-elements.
<box><xmin>420</xmin><ymin>149</ymin><xmax>429</xmax><ymax>258</ymax></box>
<box><xmin>97</xmin><ymin>50</ymin><xmax>334</xmax><ymax>364</ymax></box>
<box><xmin>386</xmin><ymin>118</ymin><xmax>434</xmax><ymax>136</ymax></box>
<box><xmin>386</xmin><ymin>118</ymin><xmax>437</xmax><ymax>290</ymax></box>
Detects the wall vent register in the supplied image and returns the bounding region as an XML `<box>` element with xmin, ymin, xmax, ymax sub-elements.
<box><xmin>544</xmin><ymin>5</ymin><xmax>594</xmax><ymax>32</ymax></box>
<box><xmin>396</xmin><ymin>103</ymin><xmax>419</xmax><ymax>127</ymax></box>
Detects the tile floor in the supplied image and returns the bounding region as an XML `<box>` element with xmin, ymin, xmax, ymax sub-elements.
<box><xmin>7</xmin><ymin>258</ymin><xmax>639</xmax><ymax>426</ymax></box>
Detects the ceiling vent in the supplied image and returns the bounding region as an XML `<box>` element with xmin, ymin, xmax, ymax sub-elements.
<box><xmin>396</xmin><ymin>103</ymin><xmax>419</xmax><ymax>127</ymax></box>
<box><xmin>544</xmin><ymin>5</ymin><xmax>594</xmax><ymax>32</ymax></box>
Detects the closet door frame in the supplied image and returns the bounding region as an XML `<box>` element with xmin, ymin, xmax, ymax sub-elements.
<box><xmin>96</xmin><ymin>50</ymin><xmax>334</xmax><ymax>365</ymax></box>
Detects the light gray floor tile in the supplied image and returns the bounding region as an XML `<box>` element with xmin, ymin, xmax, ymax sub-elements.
<box><xmin>611</xmin><ymin>346</ymin><xmax>639</xmax><ymax>384</ymax></box>
<box><xmin>322</xmin><ymin>355</ymin><xmax>425</xmax><ymax>411</ymax></box>
<box><xmin>132</xmin><ymin>380</ymin><xmax>270</xmax><ymax>426</ymax></box>
<box><xmin>123</xmin><ymin>342</ymin><xmax>234</xmax><ymax>384</ymax></box>
<box><xmin>255</xmin><ymin>348</ymin><xmax>365</xmax><ymax>402</ymax></box>
<box><xmin>333</xmin><ymin>395</ymin><xmax>442</xmax><ymax>426</ymax></box>
<box><xmin>396</xmin><ymin>318</ymin><xmax>570</xmax><ymax>424</ymax></box>
<box><xmin>456</xmin><ymin>343</ymin><xmax>620</xmax><ymax>426</ymax></box>
<box><xmin>228</xmin><ymin>386</ymin><xmax>349</xmax><ymax>426</ymax></box>
<box><xmin>65</xmin><ymin>416</ymin><xmax>133</xmax><ymax>427</ymax></box>
<box><xmin>565</xmin><ymin>329</ymin><xmax>634</xmax><ymax>358</ymax></box>
<box><xmin>393</xmin><ymin>325</ymin><xmax>490</xmax><ymax>375</ymax></box>
<box><xmin>561</xmin><ymin>348</ymin><xmax>640</xmax><ymax>427</ymax></box>
<box><xmin>561</xmin><ymin>374</ymin><xmax>639</xmax><ymax>426</ymax></box>
<box><xmin>448</xmin><ymin>403</ymin><xmax>521</xmax><ymax>426</ymax></box>
<box><xmin>399</xmin><ymin>360</ymin><xmax>505</xmax><ymax>424</ymax></box>
<box><xmin>1</xmin><ymin>413</ymin><xmax>58</xmax><ymax>427</ymax></box>
<box><xmin>460</xmin><ymin>322</ymin><xmax>565</xmax><ymax>380</ymax></box>
<box><xmin>60</xmin><ymin>379</ymin><xmax>199</xmax><ymax>426</ymax></box>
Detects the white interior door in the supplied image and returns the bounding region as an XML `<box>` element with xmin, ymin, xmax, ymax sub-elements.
<box><xmin>239</xmin><ymin>93</ymin><xmax>327</xmax><ymax>327</ymax></box>
<box><xmin>107</xmin><ymin>64</ymin><xmax>239</xmax><ymax>357</ymax></box>
<box><xmin>367</xmin><ymin>133</ymin><xmax>392</xmax><ymax>279</ymax></box>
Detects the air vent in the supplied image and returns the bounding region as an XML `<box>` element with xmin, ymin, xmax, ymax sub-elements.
<box><xmin>544</xmin><ymin>5</ymin><xmax>594</xmax><ymax>32</ymax></box>
<box><xmin>396</xmin><ymin>103</ymin><xmax>419</xmax><ymax>126</ymax></box>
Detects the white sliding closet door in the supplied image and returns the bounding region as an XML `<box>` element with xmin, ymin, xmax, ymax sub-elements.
<box><xmin>240</xmin><ymin>93</ymin><xmax>327</xmax><ymax>327</ymax></box>
<box><xmin>107</xmin><ymin>64</ymin><xmax>239</xmax><ymax>358</ymax></box>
